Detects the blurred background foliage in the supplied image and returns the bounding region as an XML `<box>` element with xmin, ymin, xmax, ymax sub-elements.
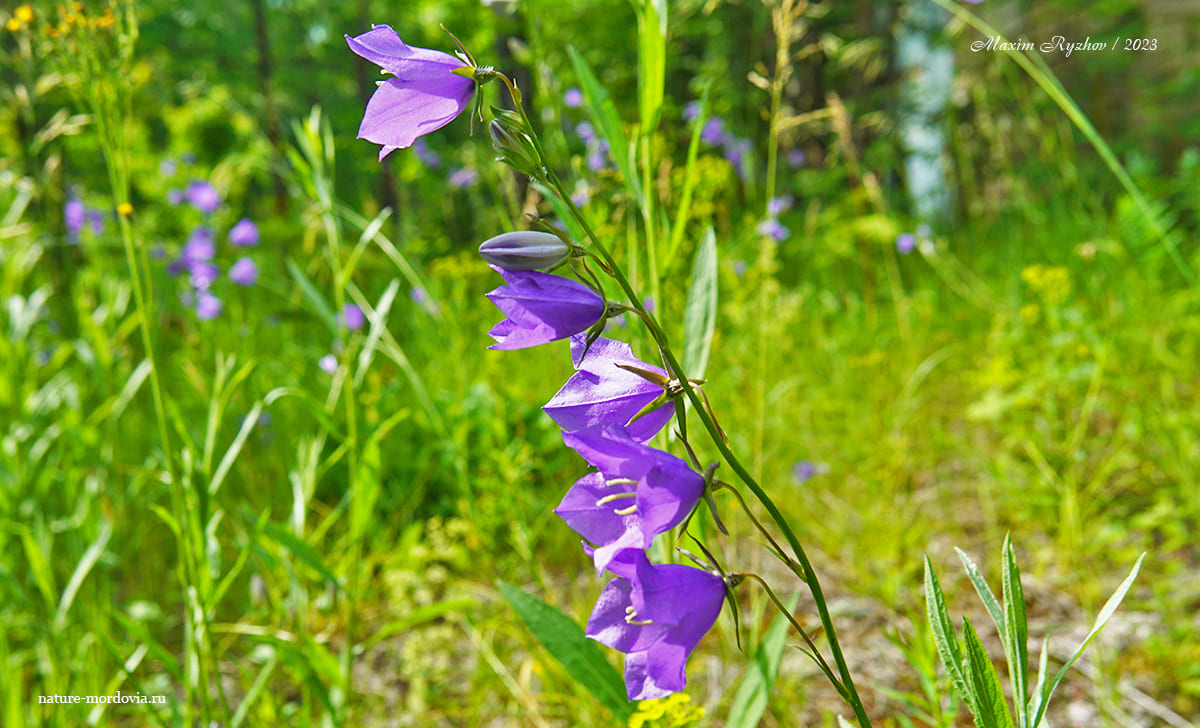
<box><xmin>2</xmin><ymin>0</ymin><xmax>1199</xmax><ymax>726</ymax></box>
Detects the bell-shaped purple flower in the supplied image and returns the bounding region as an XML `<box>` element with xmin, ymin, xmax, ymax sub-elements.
<box><xmin>485</xmin><ymin>265</ymin><xmax>605</xmax><ymax>350</ymax></box>
<box><xmin>586</xmin><ymin>549</ymin><xmax>725</xmax><ymax>700</ymax></box>
<box><xmin>343</xmin><ymin>303</ymin><xmax>365</xmax><ymax>331</ymax></box>
<box><xmin>543</xmin><ymin>335</ymin><xmax>673</xmax><ymax>442</ymax></box>
<box><xmin>185</xmin><ymin>181</ymin><xmax>221</xmax><ymax>214</ymax></box>
<box><xmin>556</xmin><ymin>425</ymin><xmax>704</xmax><ymax>572</ymax></box>
<box><xmin>229</xmin><ymin>257</ymin><xmax>258</xmax><ymax>286</ymax></box>
<box><xmin>346</xmin><ymin>24</ymin><xmax>475</xmax><ymax>160</ymax></box>
<box><xmin>229</xmin><ymin>218</ymin><xmax>259</xmax><ymax>247</ymax></box>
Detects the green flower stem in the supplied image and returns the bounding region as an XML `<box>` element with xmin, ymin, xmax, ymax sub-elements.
<box><xmin>495</xmin><ymin>76</ymin><xmax>872</xmax><ymax>728</ymax></box>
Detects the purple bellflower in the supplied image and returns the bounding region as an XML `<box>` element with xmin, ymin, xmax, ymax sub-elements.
<box><xmin>346</xmin><ymin>25</ymin><xmax>475</xmax><ymax>160</ymax></box>
<box><xmin>65</xmin><ymin>198</ymin><xmax>85</xmax><ymax>239</ymax></box>
<box><xmin>183</xmin><ymin>227</ymin><xmax>215</xmax><ymax>261</ymax></box>
<box><xmin>229</xmin><ymin>218</ymin><xmax>259</xmax><ymax>247</ymax></box>
<box><xmin>185</xmin><ymin>181</ymin><xmax>221</xmax><ymax>214</ymax></box>
<box><xmin>195</xmin><ymin>290</ymin><xmax>222</xmax><ymax>321</ymax></box>
<box><xmin>586</xmin><ymin>548</ymin><xmax>725</xmax><ymax>700</ymax></box>
<box><xmin>543</xmin><ymin>335</ymin><xmax>673</xmax><ymax>443</ymax></box>
<box><xmin>896</xmin><ymin>232</ymin><xmax>916</xmax><ymax>254</ymax></box>
<box><xmin>564</xmin><ymin>87</ymin><xmax>584</xmax><ymax>108</ymax></box>
<box><xmin>556</xmin><ymin>425</ymin><xmax>704</xmax><ymax>572</ymax></box>
<box><xmin>484</xmin><ymin>266</ymin><xmax>605</xmax><ymax>350</ymax></box>
<box><xmin>343</xmin><ymin>303</ymin><xmax>366</xmax><ymax>331</ymax></box>
<box><xmin>229</xmin><ymin>257</ymin><xmax>258</xmax><ymax>286</ymax></box>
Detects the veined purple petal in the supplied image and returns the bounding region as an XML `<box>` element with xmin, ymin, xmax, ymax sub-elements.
<box><xmin>485</xmin><ymin>266</ymin><xmax>604</xmax><ymax>350</ymax></box>
<box><xmin>585</xmin><ymin>549</ymin><xmax>725</xmax><ymax>701</ymax></box>
<box><xmin>346</xmin><ymin>25</ymin><xmax>475</xmax><ymax>156</ymax></box>
<box><xmin>544</xmin><ymin>335</ymin><xmax>672</xmax><ymax>442</ymax></box>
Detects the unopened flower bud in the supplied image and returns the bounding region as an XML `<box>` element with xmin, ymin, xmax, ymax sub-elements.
<box><xmin>489</xmin><ymin>110</ymin><xmax>544</xmax><ymax>180</ymax></box>
<box><xmin>479</xmin><ymin>231</ymin><xmax>570</xmax><ymax>271</ymax></box>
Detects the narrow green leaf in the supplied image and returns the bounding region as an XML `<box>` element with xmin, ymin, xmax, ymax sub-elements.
<box><xmin>18</xmin><ymin>525</ymin><xmax>57</xmax><ymax>614</ymax></box>
<box><xmin>498</xmin><ymin>581</ymin><xmax>634</xmax><ymax>720</ymax></box>
<box><xmin>286</xmin><ymin>258</ymin><xmax>337</xmax><ymax>332</ymax></box>
<box><xmin>682</xmin><ymin>227</ymin><xmax>718</xmax><ymax>379</ymax></box>
<box><xmin>1027</xmin><ymin>636</ymin><xmax>1050</xmax><ymax>724</ymax></box>
<box><xmin>55</xmin><ymin>520</ymin><xmax>112</xmax><ymax>630</ymax></box>
<box><xmin>956</xmin><ymin>547</ymin><xmax>1005</xmax><ymax>635</ymax></box>
<box><xmin>231</xmin><ymin>651</ymin><xmax>278</xmax><ymax>728</ymax></box>
<box><xmin>961</xmin><ymin>617</ymin><xmax>1015</xmax><ymax>728</ymax></box>
<box><xmin>256</xmin><ymin>517</ymin><xmax>342</xmax><ymax>592</ymax></box>
<box><xmin>725</xmin><ymin>593</ymin><xmax>798</xmax><ymax>728</ymax></box>
<box><xmin>209</xmin><ymin>401</ymin><xmax>262</xmax><ymax>496</ymax></box>
<box><xmin>636</xmin><ymin>0</ymin><xmax>667</xmax><ymax>134</ymax></box>
<box><xmin>924</xmin><ymin>556</ymin><xmax>981</xmax><ymax>720</ymax></box>
<box><xmin>666</xmin><ymin>80</ymin><xmax>713</xmax><ymax>268</ymax></box>
<box><xmin>1030</xmin><ymin>553</ymin><xmax>1145</xmax><ymax>728</ymax></box>
<box><xmin>354</xmin><ymin>279</ymin><xmax>399</xmax><ymax>388</ymax></box>
<box><xmin>567</xmin><ymin>46</ymin><xmax>644</xmax><ymax>207</ymax></box>
<box><xmin>1001</xmin><ymin>537</ymin><xmax>1029</xmax><ymax>728</ymax></box>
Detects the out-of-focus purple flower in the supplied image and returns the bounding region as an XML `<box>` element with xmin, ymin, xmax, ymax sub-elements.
<box><xmin>756</xmin><ymin>218</ymin><xmax>789</xmax><ymax>241</ymax></box>
<box><xmin>586</xmin><ymin>548</ymin><xmax>725</xmax><ymax>700</ymax></box>
<box><xmin>343</xmin><ymin>303</ymin><xmax>365</xmax><ymax>331</ymax></box>
<box><xmin>564</xmin><ymin>87</ymin><xmax>584</xmax><ymax>108</ymax></box>
<box><xmin>896</xmin><ymin>232</ymin><xmax>916</xmax><ymax>254</ymax></box>
<box><xmin>345</xmin><ymin>24</ymin><xmax>475</xmax><ymax>160</ymax></box>
<box><xmin>544</xmin><ymin>335</ymin><xmax>674</xmax><ymax>443</ymax></box>
<box><xmin>185</xmin><ymin>181</ymin><xmax>221</xmax><ymax>214</ymax></box>
<box><xmin>587</xmin><ymin>148</ymin><xmax>608</xmax><ymax>173</ymax></box>
<box><xmin>484</xmin><ymin>265</ymin><xmax>606</xmax><ymax>350</ymax></box>
<box><xmin>229</xmin><ymin>257</ymin><xmax>258</xmax><ymax>286</ymax></box>
<box><xmin>733</xmin><ymin>260</ymin><xmax>747</xmax><ymax>276</ymax></box>
<box><xmin>160</xmin><ymin>158</ymin><xmax>177</xmax><ymax>176</ymax></box>
<box><xmin>167</xmin><ymin>189</ymin><xmax>184</xmax><ymax>205</ymax></box>
<box><xmin>319</xmin><ymin>354</ymin><xmax>338</xmax><ymax>374</ymax></box>
<box><xmin>410</xmin><ymin>286</ymin><xmax>440</xmax><ymax>315</ymax></box>
<box><xmin>576</xmin><ymin>121</ymin><xmax>596</xmax><ymax>144</ymax></box>
<box><xmin>682</xmin><ymin>101</ymin><xmax>701</xmax><ymax>122</ymax></box>
<box><xmin>448</xmin><ymin>167</ymin><xmax>479</xmax><ymax>189</ymax></box>
<box><xmin>557</xmin><ymin>426</ymin><xmax>704</xmax><ymax>572</ymax></box>
<box><xmin>183</xmin><ymin>227</ymin><xmax>215</xmax><ymax>261</ymax></box>
<box><xmin>642</xmin><ymin>296</ymin><xmax>655</xmax><ymax>314</ymax></box>
<box><xmin>724</xmin><ymin>138</ymin><xmax>752</xmax><ymax>179</ymax></box>
<box><xmin>181</xmin><ymin>152</ymin><xmax>197</xmax><ymax>165</ymax></box>
<box><xmin>229</xmin><ymin>218</ymin><xmax>259</xmax><ymax>247</ymax></box>
<box><xmin>411</xmin><ymin>138</ymin><xmax>442</xmax><ymax>167</ymax></box>
<box><xmin>792</xmin><ymin>461</ymin><xmax>817</xmax><ymax>484</ymax></box>
<box><xmin>189</xmin><ymin>261</ymin><xmax>220</xmax><ymax>290</ymax></box>
<box><xmin>767</xmin><ymin>195</ymin><xmax>794</xmax><ymax>217</ymax></box>
<box><xmin>196</xmin><ymin>290</ymin><xmax>222</xmax><ymax>320</ymax></box>
<box><xmin>65</xmin><ymin>198</ymin><xmax>85</xmax><ymax>238</ymax></box>
<box><xmin>572</xmin><ymin>188</ymin><xmax>590</xmax><ymax>208</ymax></box>
<box><xmin>86</xmin><ymin>209</ymin><xmax>105</xmax><ymax>235</ymax></box>
<box><xmin>788</xmin><ymin>149</ymin><xmax>807</xmax><ymax>167</ymax></box>
<box><xmin>701</xmin><ymin>118</ymin><xmax>725</xmax><ymax>145</ymax></box>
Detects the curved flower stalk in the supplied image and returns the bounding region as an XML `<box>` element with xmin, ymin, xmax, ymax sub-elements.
<box><xmin>346</xmin><ymin>28</ymin><xmax>871</xmax><ymax>723</ymax></box>
<box><xmin>345</xmin><ymin>24</ymin><xmax>475</xmax><ymax>159</ymax></box>
<box><xmin>586</xmin><ymin>548</ymin><xmax>726</xmax><ymax>700</ymax></box>
<box><xmin>543</xmin><ymin>335</ymin><xmax>674</xmax><ymax>443</ymax></box>
<box><xmin>557</xmin><ymin>425</ymin><xmax>704</xmax><ymax>572</ymax></box>
<box><xmin>484</xmin><ymin>265</ymin><xmax>607</xmax><ymax>349</ymax></box>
